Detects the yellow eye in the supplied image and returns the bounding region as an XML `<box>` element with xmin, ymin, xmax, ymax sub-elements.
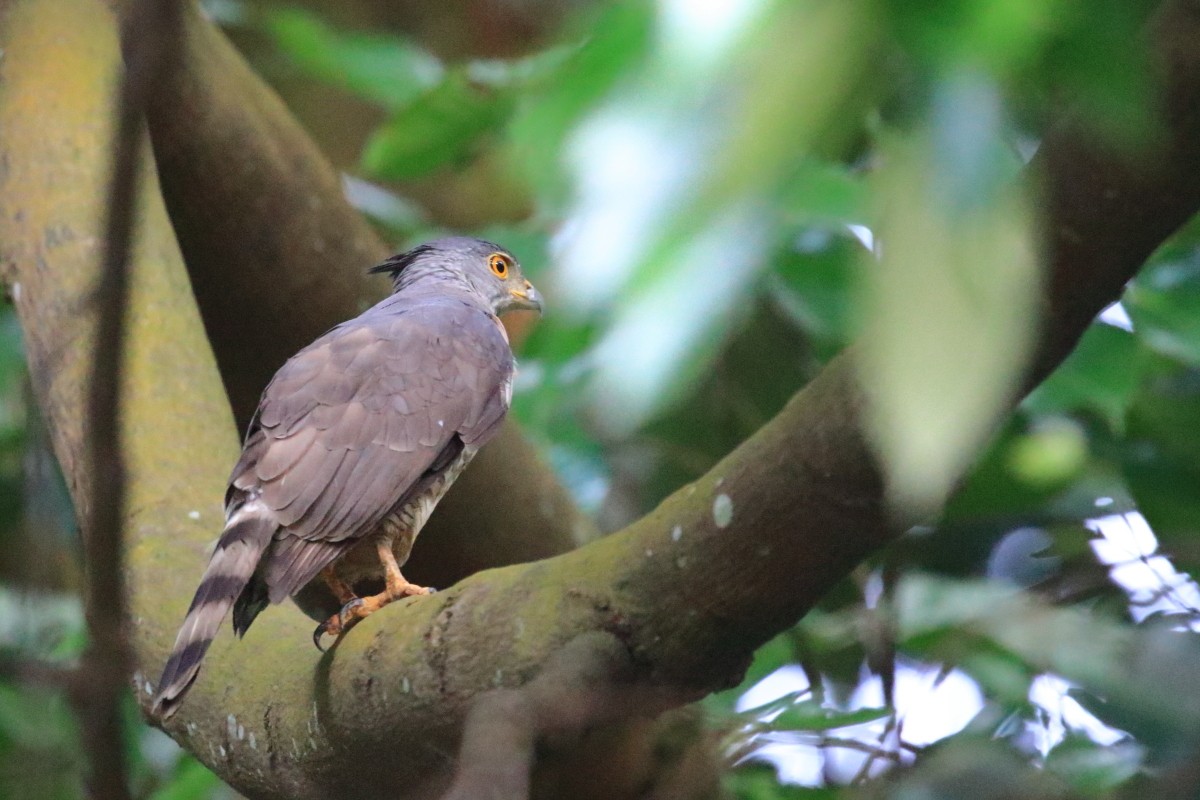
<box><xmin>488</xmin><ymin>253</ymin><xmax>510</xmax><ymax>279</ymax></box>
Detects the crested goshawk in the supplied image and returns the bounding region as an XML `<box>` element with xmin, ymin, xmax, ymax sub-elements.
<box><xmin>152</xmin><ymin>237</ymin><xmax>541</xmax><ymax>719</ymax></box>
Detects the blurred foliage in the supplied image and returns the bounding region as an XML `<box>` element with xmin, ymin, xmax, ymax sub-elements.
<box><xmin>7</xmin><ymin>0</ymin><xmax>1200</xmax><ymax>797</ymax></box>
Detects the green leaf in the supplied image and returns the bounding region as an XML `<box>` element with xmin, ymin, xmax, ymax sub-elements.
<box><xmin>726</xmin><ymin>764</ymin><xmax>840</xmax><ymax>800</ymax></box>
<box><xmin>738</xmin><ymin>690</ymin><xmax>811</xmax><ymax>721</ymax></box>
<box><xmin>507</xmin><ymin>1</ymin><xmax>655</xmax><ymax>194</ymax></box>
<box><xmin>957</xmin><ymin>644</ymin><xmax>1036</xmax><ymax>705</ymax></box>
<box><xmin>1126</xmin><ymin>254</ymin><xmax>1200</xmax><ymax>367</ymax></box>
<box><xmin>1004</xmin><ymin>418</ymin><xmax>1088</xmax><ymax>488</ymax></box>
<box><xmin>1120</xmin><ymin>364</ymin><xmax>1200</xmax><ymax>572</ymax></box>
<box><xmin>779</xmin><ymin>160</ymin><xmax>868</xmax><ymax>227</ymax></box>
<box><xmin>744</xmin><ymin>635</ymin><xmax>801</xmax><ymax>694</ymax></box>
<box><xmin>146</xmin><ymin>756</ymin><xmax>225</xmax><ymax>800</ymax></box>
<box><xmin>882</xmin><ymin>0</ymin><xmax>1057</xmax><ymax>77</ymax></box>
<box><xmin>770</xmin><ymin>701</ymin><xmax>890</xmax><ymax>732</ymax></box>
<box><xmin>1044</xmin><ymin>736</ymin><xmax>1143</xmax><ymax>795</ymax></box>
<box><xmin>1023</xmin><ymin>322</ymin><xmax>1145</xmax><ymax>428</ymax></box>
<box><xmin>894</xmin><ymin>575</ymin><xmax>1200</xmax><ymax>747</ymax></box>
<box><xmin>857</xmin><ymin>123</ymin><xmax>1038</xmax><ymax>518</ymax></box>
<box><xmin>0</xmin><ymin>683</ymin><xmax>75</xmax><ymax>750</ymax></box>
<box><xmin>362</xmin><ymin>70</ymin><xmax>515</xmax><ymax>179</ymax></box>
<box><xmin>885</xmin><ymin>737</ymin><xmax>1073</xmax><ymax>800</ymax></box>
<box><xmin>940</xmin><ymin>414</ymin><xmax>1129</xmax><ymax>528</ymax></box>
<box><xmin>464</xmin><ymin>46</ymin><xmax>576</xmax><ymax>91</ymax></box>
<box><xmin>769</xmin><ymin>232</ymin><xmax>860</xmax><ymax>355</ymax></box>
<box><xmin>265</xmin><ymin>9</ymin><xmax>442</xmax><ymax>109</ymax></box>
<box><xmin>1035</xmin><ymin>0</ymin><xmax>1157</xmax><ymax>147</ymax></box>
<box><xmin>583</xmin><ymin>210</ymin><xmax>772</xmax><ymax>434</ymax></box>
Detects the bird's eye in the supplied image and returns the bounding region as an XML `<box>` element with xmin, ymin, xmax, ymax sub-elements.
<box><xmin>488</xmin><ymin>253</ymin><xmax>510</xmax><ymax>279</ymax></box>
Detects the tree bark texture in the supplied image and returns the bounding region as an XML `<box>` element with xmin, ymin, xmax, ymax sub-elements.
<box><xmin>3</xmin><ymin>0</ymin><xmax>1200</xmax><ymax>798</ymax></box>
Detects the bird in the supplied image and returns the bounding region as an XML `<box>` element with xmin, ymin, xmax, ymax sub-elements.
<box><xmin>151</xmin><ymin>237</ymin><xmax>542</xmax><ymax>720</ymax></box>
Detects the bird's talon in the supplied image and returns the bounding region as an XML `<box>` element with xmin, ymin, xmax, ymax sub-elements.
<box><xmin>313</xmin><ymin>623</ymin><xmax>331</xmax><ymax>652</ymax></box>
<box><xmin>338</xmin><ymin>597</ymin><xmax>364</xmax><ymax>628</ymax></box>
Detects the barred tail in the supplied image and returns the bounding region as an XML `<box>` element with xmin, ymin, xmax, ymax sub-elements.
<box><xmin>151</xmin><ymin>510</ymin><xmax>274</xmax><ymax>720</ymax></box>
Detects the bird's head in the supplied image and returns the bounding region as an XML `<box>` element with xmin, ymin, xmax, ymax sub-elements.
<box><xmin>370</xmin><ymin>237</ymin><xmax>543</xmax><ymax>316</ymax></box>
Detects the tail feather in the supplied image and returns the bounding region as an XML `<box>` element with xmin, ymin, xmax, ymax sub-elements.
<box><xmin>231</xmin><ymin>576</ymin><xmax>269</xmax><ymax>637</ymax></box>
<box><xmin>151</xmin><ymin>510</ymin><xmax>274</xmax><ymax>720</ymax></box>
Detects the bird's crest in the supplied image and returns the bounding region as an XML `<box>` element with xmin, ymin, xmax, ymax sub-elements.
<box><xmin>368</xmin><ymin>244</ymin><xmax>435</xmax><ymax>280</ymax></box>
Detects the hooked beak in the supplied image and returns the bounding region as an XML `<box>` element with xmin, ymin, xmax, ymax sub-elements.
<box><xmin>508</xmin><ymin>281</ymin><xmax>543</xmax><ymax>315</ymax></box>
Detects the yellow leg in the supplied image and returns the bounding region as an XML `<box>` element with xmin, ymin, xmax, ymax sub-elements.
<box><xmin>320</xmin><ymin>565</ymin><xmax>357</xmax><ymax>605</ymax></box>
<box><xmin>376</xmin><ymin>537</ymin><xmax>431</xmax><ymax>598</ymax></box>
<box><xmin>312</xmin><ymin>536</ymin><xmax>434</xmax><ymax>650</ymax></box>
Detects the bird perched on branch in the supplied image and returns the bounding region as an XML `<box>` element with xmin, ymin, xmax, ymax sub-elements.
<box><xmin>152</xmin><ymin>237</ymin><xmax>542</xmax><ymax>719</ymax></box>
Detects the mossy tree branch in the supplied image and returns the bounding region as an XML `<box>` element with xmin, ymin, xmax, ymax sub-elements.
<box><xmin>75</xmin><ymin>1</ymin><xmax>185</xmax><ymax>797</ymax></box>
<box><xmin>0</xmin><ymin>0</ymin><xmax>238</xmax><ymax>784</ymax></box>
<box><xmin>3</xmin><ymin>0</ymin><xmax>1200</xmax><ymax>799</ymax></box>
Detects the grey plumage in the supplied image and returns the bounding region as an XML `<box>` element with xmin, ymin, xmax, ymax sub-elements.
<box><xmin>152</xmin><ymin>238</ymin><xmax>541</xmax><ymax>720</ymax></box>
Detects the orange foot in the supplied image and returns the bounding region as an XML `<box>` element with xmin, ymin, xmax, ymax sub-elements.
<box><xmin>311</xmin><ymin>538</ymin><xmax>436</xmax><ymax>650</ymax></box>
<box><xmin>312</xmin><ymin>583</ymin><xmax>436</xmax><ymax>651</ymax></box>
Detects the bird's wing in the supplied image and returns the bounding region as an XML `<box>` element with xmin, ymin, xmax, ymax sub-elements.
<box><xmin>231</xmin><ymin>297</ymin><xmax>513</xmax><ymax>602</ymax></box>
